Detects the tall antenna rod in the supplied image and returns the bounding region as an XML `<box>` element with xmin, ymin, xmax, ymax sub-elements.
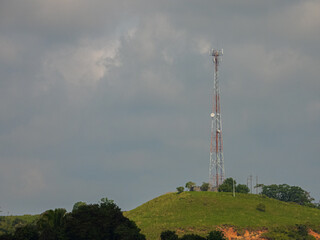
<box><xmin>209</xmin><ymin>49</ymin><xmax>225</xmax><ymax>189</ymax></box>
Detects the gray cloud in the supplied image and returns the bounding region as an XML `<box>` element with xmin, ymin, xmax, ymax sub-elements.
<box><xmin>0</xmin><ymin>0</ymin><xmax>319</xmax><ymax>215</ymax></box>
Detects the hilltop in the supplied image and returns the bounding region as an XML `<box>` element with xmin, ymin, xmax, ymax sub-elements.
<box><xmin>124</xmin><ymin>191</ymin><xmax>320</xmax><ymax>239</ymax></box>
<box><xmin>1</xmin><ymin>192</ymin><xmax>320</xmax><ymax>239</ymax></box>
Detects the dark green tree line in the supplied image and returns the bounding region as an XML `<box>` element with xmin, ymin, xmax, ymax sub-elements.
<box><xmin>218</xmin><ymin>178</ymin><xmax>250</xmax><ymax>194</ymax></box>
<box><xmin>160</xmin><ymin>230</ymin><xmax>225</xmax><ymax>240</ymax></box>
<box><xmin>261</xmin><ymin>184</ymin><xmax>314</xmax><ymax>206</ymax></box>
<box><xmin>0</xmin><ymin>198</ymin><xmax>145</xmax><ymax>240</ymax></box>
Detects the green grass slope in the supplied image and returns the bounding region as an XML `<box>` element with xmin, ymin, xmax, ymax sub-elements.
<box><xmin>124</xmin><ymin>191</ymin><xmax>320</xmax><ymax>240</ymax></box>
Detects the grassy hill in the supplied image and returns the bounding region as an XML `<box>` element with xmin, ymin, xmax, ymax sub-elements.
<box><xmin>124</xmin><ymin>191</ymin><xmax>320</xmax><ymax>240</ymax></box>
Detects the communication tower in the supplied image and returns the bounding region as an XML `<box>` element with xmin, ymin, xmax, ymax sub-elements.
<box><xmin>209</xmin><ymin>49</ymin><xmax>225</xmax><ymax>189</ymax></box>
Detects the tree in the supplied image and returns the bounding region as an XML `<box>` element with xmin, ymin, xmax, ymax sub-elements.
<box><xmin>200</xmin><ymin>182</ymin><xmax>210</xmax><ymax>191</ymax></box>
<box><xmin>261</xmin><ymin>184</ymin><xmax>314</xmax><ymax>206</ymax></box>
<box><xmin>218</xmin><ymin>178</ymin><xmax>249</xmax><ymax>194</ymax></box>
<box><xmin>236</xmin><ymin>184</ymin><xmax>250</xmax><ymax>194</ymax></box>
<box><xmin>64</xmin><ymin>200</ymin><xmax>145</xmax><ymax>240</ymax></box>
<box><xmin>160</xmin><ymin>230</ymin><xmax>179</xmax><ymax>240</ymax></box>
<box><xmin>0</xmin><ymin>233</ymin><xmax>14</xmax><ymax>240</ymax></box>
<box><xmin>72</xmin><ymin>201</ymin><xmax>86</xmax><ymax>212</ymax></box>
<box><xmin>100</xmin><ymin>197</ymin><xmax>114</xmax><ymax>205</ymax></box>
<box><xmin>36</xmin><ymin>208</ymin><xmax>67</xmax><ymax>240</ymax></box>
<box><xmin>185</xmin><ymin>181</ymin><xmax>196</xmax><ymax>191</ymax></box>
<box><xmin>14</xmin><ymin>224</ymin><xmax>38</xmax><ymax>240</ymax></box>
<box><xmin>207</xmin><ymin>230</ymin><xmax>226</xmax><ymax>240</ymax></box>
<box><xmin>218</xmin><ymin>178</ymin><xmax>235</xmax><ymax>192</ymax></box>
<box><xmin>180</xmin><ymin>234</ymin><xmax>206</xmax><ymax>240</ymax></box>
<box><xmin>176</xmin><ymin>186</ymin><xmax>184</xmax><ymax>194</ymax></box>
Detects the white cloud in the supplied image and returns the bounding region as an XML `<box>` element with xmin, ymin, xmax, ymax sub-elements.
<box><xmin>1</xmin><ymin>0</ymin><xmax>320</xmax><ymax>214</ymax></box>
<box><xmin>43</xmin><ymin>39</ymin><xmax>120</xmax><ymax>86</ymax></box>
<box><xmin>195</xmin><ymin>37</ymin><xmax>211</xmax><ymax>55</ymax></box>
<box><xmin>40</xmin><ymin>39</ymin><xmax>121</xmax><ymax>103</ymax></box>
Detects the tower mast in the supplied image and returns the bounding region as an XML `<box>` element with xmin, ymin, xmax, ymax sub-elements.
<box><xmin>209</xmin><ymin>49</ymin><xmax>225</xmax><ymax>189</ymax></box>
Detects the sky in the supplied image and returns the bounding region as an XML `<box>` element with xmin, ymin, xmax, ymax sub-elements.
<box><xmin>0</xmin><ymin>0</ymin><xmax>319</xmax><ymax>215</ymax></box>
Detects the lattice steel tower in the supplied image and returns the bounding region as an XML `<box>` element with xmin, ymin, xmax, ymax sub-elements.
<box><xmin>209</xmin><ymin>49</ymin><xmax>225</xmax><ymax>189</ymax></box>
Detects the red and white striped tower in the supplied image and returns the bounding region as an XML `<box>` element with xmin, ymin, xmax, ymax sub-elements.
<box><xmin>209</xmin><ymin>49</ymin><xmax>225</xmax><ymax>189</ymax></box>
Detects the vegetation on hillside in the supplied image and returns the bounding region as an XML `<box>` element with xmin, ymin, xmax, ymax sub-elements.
<box><xmin>0</xmin><ymin>198</ymin><xmax>145</xmax><ymax>240</ymax></box>
<box><xmin>0</xmin><ymin>215</ymin><xmax>38</xmax><ymax>236</ymax></box>
<box><xmin>182</xmin><ymin>178</ymin><xmax>250</xmax><ymax>194</ymax></box>
<box><xmin>218</xmin><ymin>178</ymin><xmax>250</xmax><ymax>194</ymax></box>
<box><xmin>124</xmin><ymin>191</ymin><xmax>320</xmax><ymax>240</ymax></box>
<box><xmin>160</xmin><ymin>230</ymin><xmax>226</xmax><ymax>240</ymax></box>
<box><xmin>1</xmin><ymin>181</ymin><xmax>319</xmax><ymax>240</ymax></box>
<box><xmin>261</xmin><ymin>184</ymin><xmax>316</xmax><ymax>207</ymax></box>
<box><xmin>262</xmin><ymin>224</ymin><xmax>316</xmax><ymax>240</ymax></box>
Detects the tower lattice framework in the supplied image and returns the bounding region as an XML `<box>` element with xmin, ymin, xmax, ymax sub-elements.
<box><xmin>209</xmin><ymin>49</ymin><xmax>225</xmax><ymax>189</ymax></box>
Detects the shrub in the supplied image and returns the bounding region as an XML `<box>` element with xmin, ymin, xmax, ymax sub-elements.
<box><xmin>207</xmin><ymin>230</ymin><xmax>226</xmax><ymax>240</ymax></box>
<box><xmin>256</xmin><ymin>203</ymin><xmax>266</xmax><ymax>212</ymax></box>
<box><xmin>180</xmin><ymin>234</ymin><xmax>206</xmax><ymax>240</ymax></box>
<box><xmin>236</xmin><ymin>184</ymin><xmax>250</xmax><ymax>194</ymax></box>
<box><xmin>200</xmin><ymin>182</ymin><xmax>210</xmax><ymax>191</ymax></box>
<box><xmin>160</xmin><ymin>230</ymin><xmax>179</xmax><ymax>240</ymax></box>
<box><xmin>176</xmin><ymin>187</ymin><xmax>184</xmax><ymax>194</ymax></box>
<box><xmin>185</xmin><ymin>181</ymin><xmax>196</xmax><ymax>191</ymax></box>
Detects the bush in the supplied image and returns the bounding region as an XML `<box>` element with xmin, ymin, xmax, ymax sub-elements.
<box><xmin>65</xmin><ymin>201</ymin><xmax>146</xmax><ymax>240</ymax></box>
<box><xmin>261</xmin><ymin>184</ymin><xmax>314</xmax><ymax>206</ymax></box>
<box><xmin>256</xmin><ymin>203</ymin><xmax>266</xmax><ymax>212</ymax></box>
<box><xmin>218</xmin><ymin>178</ymin><xmax>235</xmax><ymax>192</ymax></box>
<box><xmin>180</xmin><ymin>234</ymin><xmax>206</xmax><ymax>240</ymax></box>
<box><xmin>236</xmin><ymin>184</ymin><xmax>250</xmax><ymax>194</ymax></box>
<box><xmin>176</xmin><ymin>187</ymin><xmax>184</xmax><ymax>194</ymax></box>
<box><xmin>160</xmin><ymin>230</ymin><xmax>178</xmax><ymax>240</ymax></box>
<box><xmin>200</xmin><ymin>182</ymin><xmax>210</xmax><ymax>191</ymax></box>
<box><xmin>185</xmin><ymin>181</ymin><xmax>196</xmax><ymax>191</ymax></box>
<box><xmin>207</xmin><ymin>230</ymin><xmax>226</xmax><ymax>240</ymax></box>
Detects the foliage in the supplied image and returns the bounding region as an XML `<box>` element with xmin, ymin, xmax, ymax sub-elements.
<box><xmin>160</xmin><ymin>230</ymin><xmax>179</xmax><ymax>240</ymax></box>
<box><xmin>235</xmin><ymin>184</ymin><xmax>250</xmax><ymax>194</ymax></box>
<box><xmin>185</xmin><ymin>182</ymin><xmax>196</xmax><ymax>191</ymax></box>
<box><xmin>160</xmin><ymin>231</ymin><xmax>225</xmax><ymax>240</ymax></box>
<box><xmin>14</xmin><ymin>224</ymin><xmax>38</xmax><ymax>240</ymax></box>
<box><xmin>0</xmin><ymin>233</ymin><xmax>14</xmax><ymax>240</ymax></box>
<box><xmin>64</xmin><ymin>200</ymin><xmax>145</xmax><ymax>240</ymax></box>
<box><xmin>100</xmin><ymin>197</ymin><xmax>114</xmax><ymax>205</ymax></box>
<box><xmin>176</xmin><ymin>187</ymin><xmax>184</xmax><ymax>194</ymax></box>
<box><xmin>218</xmin><ymin>178</ymin><xmax>249</xmax><ymax>194</ymax></box>
<box><xmin>200</xmin><ymin>182</ymin><xmax>209</xmax><ymax>191</ymax></box>
<box><xmin>218</xmin><ymin>178</ymin><xmax>235</xmax><ymax>192</ymax></box>
<box><xmin>0</xmin><ymin>198</ymin><xmax>145</xmax><ymax>240</ymax></box>
<box><xmin>72</xmin><ymin>201</ymin><xmax>86</xmax><ymax>212</ymax></box>
<box><xmin>124</xmin><ymin>191</ymin><xmax>320</xmax><ymax>240</ymax></box>
<box><xmin>206</xmin><ymin>231</ymin><xmax>226</xmax><ymax>240</ymax></box>
<box><xmin>180</xmin><ymin>234</ymin><xmax>206</xmax><ymax>240</ymax></box>
<box><xmin>37</xmin><ymin>208</ymin><xmax>66</xmax><ymax>240</ymax></box>
<box><xmin>262</xmin><ymin>225</ymin><xmax>316</xmax><ymax>240</ymax></box>
<box><xmin>261</xmin><ymin>184</ymin><xmax>314</xmax><ymax>206</ymax></box>
<box><xmin>0</xmin><ymin>215</ymin><xmax>38</xmax><ymax>236</ymax></box>
<box><xmin>256</xmin><ymin>203</ymin><xmax>266</xmax><ymax>212</ymax></box>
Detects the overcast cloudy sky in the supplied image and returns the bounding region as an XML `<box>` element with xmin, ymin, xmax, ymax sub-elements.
<box><xmin>0</xmin><ymin>0</ymin><xmax>319</xmax><ymax>215</ymax></box>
